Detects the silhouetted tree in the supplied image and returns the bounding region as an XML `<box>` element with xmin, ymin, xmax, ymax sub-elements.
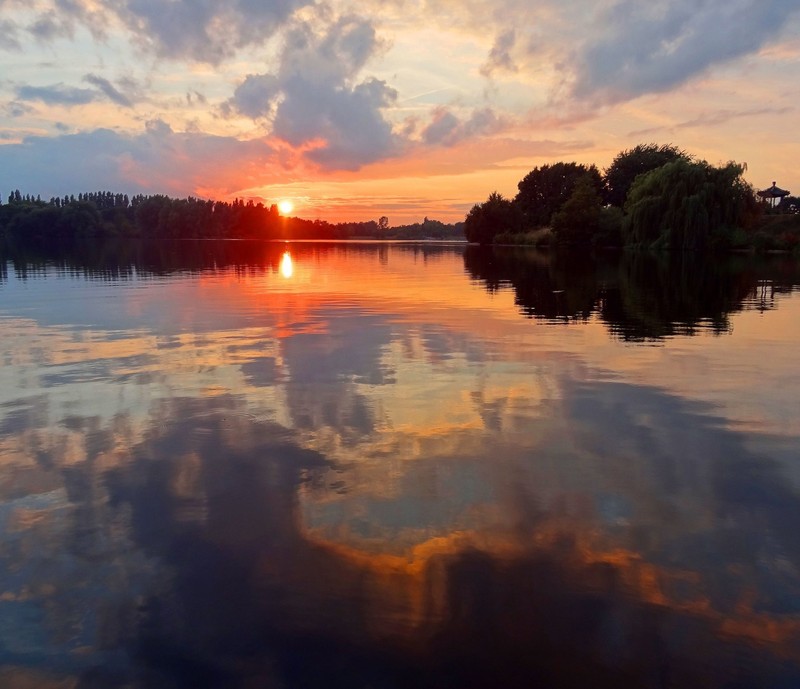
<box><xmin>551</xmin><ymin>175</ymin><xmax>602</xmax><ymax>244</ymax></box>
<box><xmin>624</xmin><ymin>159</ymin><xmax>757</xmax><ymax>250</ymax></box>
<box><xmin>464</xmin><ymin>192</ymin><xmax>521</xmax><ymax>244</ymax></box>
<box><xmin>515</xmin><ymin>162</ymin><xmax>602</xmax><ymax>229</ymax></box>
<box><xmin>604</xmin><ymin>143</ymin><xmax>688</xmax><ymax>208</ymax></box>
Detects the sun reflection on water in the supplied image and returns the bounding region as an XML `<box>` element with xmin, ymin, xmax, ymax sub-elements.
<box><xmin>280</xmin><ymin>251</ymin><xmax>293</xmax><ymax>279</ymax></box>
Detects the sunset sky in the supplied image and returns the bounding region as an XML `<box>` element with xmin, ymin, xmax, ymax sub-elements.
<box><xmin>1</xmin><ymin>0</ymin><xmax>798</xmax><ymax>224</ymax></box>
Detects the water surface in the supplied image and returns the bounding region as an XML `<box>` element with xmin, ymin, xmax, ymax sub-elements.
<box><xmin>1</xmin><ymin>241</ymin><xmax>800</xmax><ymax>688</ymax></box>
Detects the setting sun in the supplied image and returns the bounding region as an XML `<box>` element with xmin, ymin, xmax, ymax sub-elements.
<box><xmin>277</xmin><ymin>200</ymin><xmax>294</xmax><ymax>215</ymax></box>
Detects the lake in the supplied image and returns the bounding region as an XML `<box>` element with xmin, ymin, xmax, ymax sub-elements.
<box><xmin>1</xmin><ymin>240</ymin><xmax>800</xmax><ymax>688</ymax></box>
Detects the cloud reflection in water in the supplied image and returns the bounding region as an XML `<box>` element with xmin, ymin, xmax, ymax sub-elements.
<box><xmin>0</xmin><ymin>243</ymin><xmax>799</xmax><ymax>687</ymax></box>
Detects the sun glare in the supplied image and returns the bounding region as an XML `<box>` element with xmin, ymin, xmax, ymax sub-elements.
<box><xmin>277</xmin><ymin>200</ymin><xmax>294</xmax><ymax>215</ymax></box>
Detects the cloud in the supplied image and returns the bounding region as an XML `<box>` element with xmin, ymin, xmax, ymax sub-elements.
<box><xmin>226</xmin><ymin>15</ymin><xmax>401</xmax><ymax>170</ymax></box>
<box><xmin>28</xmin><ymin>10</ymin><xmax>73</xmax><ymax>41</ymax></box>
<box><xmin>480</xmin><ymin>29</ymin><xmax>517</xmax><ymax>77</ymax></box>
<box><xmin>186</xmin><ymin>90</ymin><xmax>207</xmax><ymax>106</ymax></box>
<box><xmin>0</xmin><ymin>18</ymin><xmax>20</xmax><ymax>49</ymax></box>
<box><xmin>5</xmin><ymin>100</ymin><xmax>34</xmax><ymax>117</ymax></box>
<box><xmin>421</xmin><ymin>107</ymin><xmax>504</xmax><ymax>147</ymax></box>
<box><xmin>83</xmin><ymin>73</ymin><xmax>135</xmax><ymax>108</ymax></box>
<box><xmin>108</xmin><ymin>0</ymin><xmax>313</xmax><ymax>64</ymax></box>
<box><xmin>225</xmin><ymin>14</ymin><xmax>511</xmax><ymax>168</ymax></box>
<box><xmin>16</xmin><ymin>83</ymin><xmax>97</xmax><ymax>106</ymax></box>
<box><xmin>627</xmin><ymin>105</ymin><xmax>796</xmax><ymax>137</ymax></box>
<box><xmin>14</xmin><ymin>75</ymin><xmax>140</xmax><ymax>108</ymax></box>
<box><xmin>0</xmin><ymin>122</ymin><xmax>276</xmax><ymax>197</ymax></box>
<box><xmin>226</xmin><ymin>73</ymin><xmax>280</xmax><ymax>119</ymax></box>
<box><xmin>570</xmin><ymin>0</ymin><xmax>800</xmax><ymax>103</ymax></box>
<box><xmin>275</xmin><ymin>76</ymin><xmax>399</xmax><ymax>170</ymax></box>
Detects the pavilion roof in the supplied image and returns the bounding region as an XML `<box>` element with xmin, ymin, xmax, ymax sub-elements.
<box><xmin>757</xmin><ymin>182</ymin><xmax>791</xmax><ymax>199</ymax></box>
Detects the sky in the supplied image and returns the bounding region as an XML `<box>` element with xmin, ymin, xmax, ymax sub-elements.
<box><xmin>0</xmin><ymin>0</ymin><xmax>798</xmax><ymax>224</ymax></box>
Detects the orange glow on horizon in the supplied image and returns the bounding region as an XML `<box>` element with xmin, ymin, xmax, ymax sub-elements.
<box><xmin>278</xmin><ymin>200</ymin><xmax>294</xmax><ymax>215</ymax></box>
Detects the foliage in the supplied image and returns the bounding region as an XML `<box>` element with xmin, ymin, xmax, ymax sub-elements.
<box><xmin>551</xmin><ymin>175</ymin><xmax>602</xmax><ymax>244</ymax></box>
<box><xmin>603</xmin><ymin>143</ymin><xmax>688</xmax><ymax>208</ymax></box>
<box><xmin>381</xmin><ymin>217</ymin><xmax>464</xmax><ymax>239</ymax></box>
<box><xmin>623</xmin><ymin>159</ymin><xmax>757</xmax><ymax>250</ymax></box>
<box><xmin>464</xmin><ymin>192</ymin><xmax>522</xmax><ymax>244</ymax></box>
<box><xmin>493</xmin><ymin>228</ymin><xmax>552</xmax><ymax>246</ymax></box>
<box><xmin>595</xmin><ymin>206</ymin><xmax>624</xmax><ymax>247</ymax></box>
<box><xmin>0</xmin><ymin>189</ymin><xmax>464</xmax><ymax>242</ymax></box>
<box><xmin>515</xmin><ymin>162</ymin><xmax>603</xmax><ymax>229</ymax></box>
<box><xmin>776</xmin><ymin>196</ymin><xmax>799</xmax><ymax>214</ymax></box>
<box><xmin>751</xmin><ymin>213</ymin><xmax>800</xmax><ymax>252</ymax></box>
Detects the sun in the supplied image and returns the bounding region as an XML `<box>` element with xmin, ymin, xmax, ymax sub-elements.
<box><xmin>277</xmin><ymin>199</ymin><xmax>294</xmax><ymax>215</ymax></box>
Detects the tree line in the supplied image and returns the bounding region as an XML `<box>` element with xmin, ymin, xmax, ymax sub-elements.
<box><xmin>0</xmin><ymin>191</ymin><xmax>464</xmax><ymax>243</ymax></box>
<box><xmin>464</xmin><ymin>144</ymin><xmax>800</xmax><ymax>251</ymax></box>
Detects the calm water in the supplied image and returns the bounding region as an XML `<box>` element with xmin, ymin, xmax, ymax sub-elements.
<box><xmin>1</xmin><ymin>240</ymin><xmax>800</xmax><ymax>688</ymax></box>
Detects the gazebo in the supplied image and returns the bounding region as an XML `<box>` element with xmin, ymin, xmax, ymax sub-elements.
<box><xmin>757</xmin><ymin>181</ymin><xmax>790</xmax><ymax>209</ymax></box>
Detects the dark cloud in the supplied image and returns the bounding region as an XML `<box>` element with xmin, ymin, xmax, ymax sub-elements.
<box><xmin>571</xmin><ymin>0</ymin><xmax>800</xmax><ymax>103</ymax></box>
<box><xmin>5</xmin><ymin>100</ymin><xmax>34</xmax><ymax>117</ymax></box>
<box><xmin>226</xmin><ymin>73</ymin><xmax>280</xmax><ymax>119</ymax></box>
<box><xmin>420</xmin><ymin>109</ymin><xmax>459</xmax><ymax>145</ymax></box>
<box><xmin>275</xmin><ymin>75</ymin><xmax>398</xmax><ymax>170</ymax></box>
<box><xmin>480</xmin><ymin>29</ymin><xmax>517</xmax><ymax>77</ymax></box>
<box><xmin>421</xmin><ymin>107</ymin><xmax>503</xmax><ymax>146</ymax></box>
<box><xmin>28</xmin><ymin>10</ymin><xmax>73</xmax><ymax>41</ymax></box>
<box><xmin>0</xmin><ymin>18</ymin><xmax>20</xmax><ymax>49</ymax></box>
<box><xmin>186</xmin><ymin>90</ymin><xmax>207</xmax><ymax>106</ymax></box>
<box><xmin>226</xmin><ymin>16</ymin><xmax>401</xmax><ymax>170</ymax></box>
<box><xmin>16</xmin><ymin>83</ymin><xmax>97</xmax><ymax>106</ymax></box>
<box><xmin>83</xmin><ymin>73</ymin><xmax>135</xmax><ymax>107</ymax></box>
<box><xmin>108</xmin><ymin>0</ymin><xmax>312</xmax><ymax>64</ymax></box>
<box><xmin>15</xmin><ymin>77</ymin><xmax>137</xmax><ymax>108</ymax></box>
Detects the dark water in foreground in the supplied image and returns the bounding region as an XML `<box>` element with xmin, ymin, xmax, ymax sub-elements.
<box><xmin>1</xmin><ymin>240</ymin><xmax>800</xmax><ymax>688</ymax></box>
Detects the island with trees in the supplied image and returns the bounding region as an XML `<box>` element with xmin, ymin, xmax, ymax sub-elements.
<box><xmin>464</xmin><ymin>144</ymin><xmax>799</xmax><ymax>252</ymax></box>
<box><xmin>2</xmin><ymin>143</ymin><xmax>797</xmax><ymax>252</ymax></box>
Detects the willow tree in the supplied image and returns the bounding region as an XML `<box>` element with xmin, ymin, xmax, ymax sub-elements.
<box><xmin>623</xmin><ymin>159</ymin><xmax>757</xmax><ymax>250</ymax></box>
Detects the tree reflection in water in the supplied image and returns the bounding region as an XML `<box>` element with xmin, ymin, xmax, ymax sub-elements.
<box><xmin>464</xmin><ymin>246</ymin><xmax>800</xmax><ymax>340</ymax></box>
